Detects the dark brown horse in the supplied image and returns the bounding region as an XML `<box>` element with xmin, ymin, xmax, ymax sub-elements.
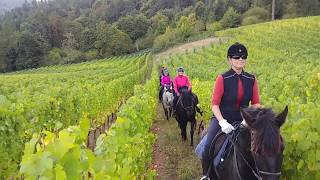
<box><xmin>208</xmin><ymin>106</ymin><xmax>288</xmax><ymax>180</ymax></box>
<box><xmin>175</xmin><ymin>89</ymin><xmax>197</xmax><ymax>146</ymax></box>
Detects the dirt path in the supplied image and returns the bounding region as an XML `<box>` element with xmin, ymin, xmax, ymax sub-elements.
<box><xmin>154</xmin><ymin>37</ymin><xmax>228</xmax><ymax>62</ymax></box>
<box><xmin>151</xmin><ymin>103</ymin><xmax>203</xmax><ymax>180</ymax></box>
<box><xmin>151</xmin><ymin>36</ymin><xmax>228</xmax><ymax>179</ymax></box>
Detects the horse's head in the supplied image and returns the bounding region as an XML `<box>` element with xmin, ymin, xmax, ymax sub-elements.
<box><xmin>241</xmin><ymin>106</ymin><xmax>288</xmax><ymax>180</ymax></box>
<box><xmin>164</xmin><ymin>85</ymin><xmax>173</xmax><ymax>93</ymax></box>
<box><xmin>178</xmin><ymin>91</ymin><xmax>195</xmax><ymax>118</ymax></box>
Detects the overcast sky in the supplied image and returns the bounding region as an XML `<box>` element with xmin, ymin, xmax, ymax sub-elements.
<box><xmin>0</xmin><ymin>0</ymin><xmax>30</xmax><ymax>14</ymax></box>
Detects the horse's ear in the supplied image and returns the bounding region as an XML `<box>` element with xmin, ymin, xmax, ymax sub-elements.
<box><xmin>240</xmin><ymin>108</ymin><xmax>254</xmax><ymax>128</ymax></box>
<box><xmin>275</xmin><ymin>106</ymin><xmax>288</xmax><ymax>127</ymax></box>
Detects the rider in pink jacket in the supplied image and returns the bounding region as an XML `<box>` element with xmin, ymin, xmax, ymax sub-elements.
<box><xmin>173</xmin><ymin>73</ymin><xmax>191</xmax><ymax>95</ymax></box>
<box><xmin>173</xmin><ymin>67</ymin><xmax>202</xmax><ymax>115</ymax></box>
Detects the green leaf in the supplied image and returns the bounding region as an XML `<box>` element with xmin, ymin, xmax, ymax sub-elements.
<box><xmin>55</xmin><ymin>164</ymin><xmax>67</xmax><ymax>180</ymax></box>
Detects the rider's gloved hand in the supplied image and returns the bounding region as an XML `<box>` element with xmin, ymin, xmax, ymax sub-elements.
<box><xmin>218</xmin><ymin>119</ymin><xmax>235</xmax><ymax>134</ymax></box>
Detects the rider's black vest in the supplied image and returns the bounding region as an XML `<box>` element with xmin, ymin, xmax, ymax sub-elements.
<box><xmin>220</xmin><ymin>69</ymin><xmax>255</xmax><ymax>123</ymax></box>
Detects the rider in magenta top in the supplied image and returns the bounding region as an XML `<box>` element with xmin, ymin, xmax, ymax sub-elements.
<box><xmin>161</xmin><ymin>73</ymin><xmax>172</xmax><ymax>87</ymax></box>
<box><xmin>159</xmin><ymin>69</ymin><xmax>173</xmax><ymax>101</ymax></box>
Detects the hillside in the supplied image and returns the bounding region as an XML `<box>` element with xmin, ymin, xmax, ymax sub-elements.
<box><xmin>0</xmin><ymin>0</ymin><xmax>319</xmax><ymax>72</ymax></box>
<box><xmin>0</xmin><ymin>16</ymin><xmax>319</xmax><ymax>179</ymax></box>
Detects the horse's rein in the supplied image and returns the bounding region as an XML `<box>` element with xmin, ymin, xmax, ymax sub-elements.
<box><xmin>177</xmin><ymin>95</ymin><xmax>194</xmax><ymax>111</ymax></box>
<box><xmin>227</xmin><ymin>126</ymin><xmax>282</xmax><ymax>180</ymax></box>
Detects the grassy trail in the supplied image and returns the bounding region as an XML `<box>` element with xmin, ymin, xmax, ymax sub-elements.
<box><xmin>151</xmin><ymin>103</ymin><xmax>203</xmax><ymax>180</ymax></box>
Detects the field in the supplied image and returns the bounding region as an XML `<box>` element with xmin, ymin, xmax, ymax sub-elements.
<box><xmin>0</xmin><ymin>16</ymin><xmax>319</xmax><ymax>179</ymax></box>
<box><xmin>0</xmin><ymin>54</ymin><xmax>151</xmax><ymax>178</ymax></box>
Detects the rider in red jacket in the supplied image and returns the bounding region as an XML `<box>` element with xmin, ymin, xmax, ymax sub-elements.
<box><xmin>200</xmin><ymin>42</ymin><xmax>261</xmax><ymax>179</ymax></box>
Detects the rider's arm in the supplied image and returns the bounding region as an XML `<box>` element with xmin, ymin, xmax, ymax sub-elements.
<box><xmin>251</xmin><ymin>78</ymin><xmax>261</xmax><ymax>108</ymax></box>
<box><xmin>173</xmin><ymin>77</ymin><xmax>179</xmax><ymax>94</ymax></box>
<box><xmin>160</xmin><ymin>76</ymin><xmax>164</xmax><ymax>86</ymax></box>
<box><xmin>212</xmin><ymin>105</ymin><xmax>224</xmax><ymax>121</ymax></box>
<box><xmin>186</xmin><ymin>76</ymin><xmax>192</xmax><ymax>91</ymax></box>
<box><xmin>211</xmin><ymin>75</ymin><xmax>224</xmax><ymax>121</ymax></box>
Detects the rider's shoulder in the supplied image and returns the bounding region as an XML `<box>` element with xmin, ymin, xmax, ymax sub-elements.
<box><xmin>221</xmin><ymin>69</ymin><xmax>234</xmax><ymax>78</ymax></box>
<box><xmin>242</xmin><ymin>71</ymin><xmax>256</xmax><ymax>79</ymax></box>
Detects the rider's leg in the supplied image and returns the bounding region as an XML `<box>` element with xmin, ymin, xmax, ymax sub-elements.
<box><xmin>201</xmin><ymin>117</ymin><xmax>221</xmax><ymax>177</ymax></box>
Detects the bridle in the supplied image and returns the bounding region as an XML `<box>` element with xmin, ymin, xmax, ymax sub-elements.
<box><xmin>177</xmin><ymin>93</ymin><xmax>194</xmax><ymax>112</ymax></box>
<box><xmin>228</xmin><ymin>124</ymin><xmax>282</xmax><ymax>180</ymax></box>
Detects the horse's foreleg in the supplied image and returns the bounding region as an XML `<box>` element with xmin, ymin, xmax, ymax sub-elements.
<box><xmin>190</xmin><ymin>120</ymin><xmax>196</xmax><ymax>146</ymax></box>
<box><xmin>169</xmin><ymin>107</ymin><xmax>172</xmax><ymax>119</ymax></box>
<box><xmin>181</xmin><ymin>122</ymin><xmax>187</xmax><ymax>141</ymax></box>
<box><xmin>165</xmin><ymin>108</ymin><xmax>168</xmax><ymax>120</ymax></box>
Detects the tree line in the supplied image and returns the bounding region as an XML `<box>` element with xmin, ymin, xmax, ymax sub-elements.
<box><xmin>0</xmin><ymin>0</ymin><xmax>319</xmax><ymax>72</ymax></box>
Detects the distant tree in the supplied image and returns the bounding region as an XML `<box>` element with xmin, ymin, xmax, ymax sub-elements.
<box><xmin>116</xmin><ymin>14</ymin><xmax>150</xmax><ymax>41</ymax></box>
<box><xmin>220</xmin><ymin>7</ymin><xmax>241</xmax><ymax>28</ymax></box>
<box><xmin>15</xmin><ymin>31</ymin><xmax>49</xmax><ymax>70</ymax></box>
<box><xmin>141</xmin><ymin>0</ymin><xmax>175</xmax><ymax>17</ymax></box>
<box><xmin>226</xmin><ymin>0</ymin><xmax>251</xmax><ymax>14</ymax></box>
<box><xmin>153</xmin><ymin>26</ymin><xmax>177</xmax><ymax>50</ymax></box>
<box><xmin>151</xmin><ymin>13</ymin><xmax>169</xmax><ymax>35</ymax></box>
<box><xmin>21</xmin><ymin>11</ymin><xmax>52</xmax><ymax>47</ymax></box>
<box><xmin>242</xmin><ymin>7</ymin><xmax>270</xmax><ymax>25</ymax></box>
<box><xmin>213</xmin><ymin>0</ymin><xmax>227</xmax><ymax>20</ymax></box>
<box><xmin>178</xmin><ymin>0</ymin><xmax>194</xmax><ymax>9</ymax></box>
<box><xmin>195</xmin><ymin>1</ymin><xmax>207</xmax><ymax>30</ymax></box>
<box><xmin>62</xmin><ymin>32</ymin><xmax>78</xmax><ymax>49</ymax></box>
<box><xmin>176</xmin><ymin>13</ymin><xmax>197</xmax><ymax>39</ymax></box>
<box><xmin>0</xmin><ymin>25</ymin><xmax>17</xmax><ymax>72</ymax></box>
<box><xmin>95</xmin><ymin>21</ymin><xmax>133</xmax><ymax>57</ymax></box>
<box><xmin>49</xmin><ymin>15</ymin><xmax>64</xmax><ymax>48</ymax></box>
<box><xmin>64</xmin><ymin>20</ymin><xmax>83</xmax><ymax>46</ymax></box>
<box><xmin>79</xmin><ymin>28</ymin><xmax>97</xmax><ymax>51</ymax></box>
<box><xmin>283</xmin><ymin>0</ymin><xmax>320</xmax><ymax>18</ymax></box>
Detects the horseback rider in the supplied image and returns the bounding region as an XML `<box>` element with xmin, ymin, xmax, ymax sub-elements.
<box><xmin>173</xmin><ymin>67</ymin><xmax>202</xmax><ymax>115</ymax></box>
<box><xmin>159</xmin><ymin>68</ymin><xmax>173</xmax><ymax>101</ymax></box>
<box><xmin>159</xmin><ymin>66</ymin><xmax>165</xmax><ymax>86</ymax></box>
<box><xmin>200</xmin><ymin>42</ymin><xmax>261</xmax><ymax>179</ymax></box>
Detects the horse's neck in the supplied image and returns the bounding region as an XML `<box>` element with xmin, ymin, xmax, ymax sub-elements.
<box><xmin>223</xmin><ymin>128</ymin><xmax>255</xmax><ymax>179</ymax></box>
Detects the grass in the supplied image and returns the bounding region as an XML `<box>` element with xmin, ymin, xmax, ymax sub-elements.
<box><xmin>152</xmin><ymin>103</ymin><xmax>203</xmax><ymax>180</ymax></box>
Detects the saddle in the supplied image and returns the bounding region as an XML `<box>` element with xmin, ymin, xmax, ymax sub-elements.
<box><xmin>209</xmin><ymin>122</ymin><xmax>242</xmax><ymax>177</ymax></box>
<box><xmin>212</xmin><ymin>133</ymin><xmax>232</xmax><ymax>170</ymax></box>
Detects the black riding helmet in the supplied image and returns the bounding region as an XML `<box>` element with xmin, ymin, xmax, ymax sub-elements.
<box><xmin>177</xmin><ymin>66</ymin><xmax>184</xmax><ymax>72</ymax></box>
<box><xmin>227</xmin><ymin>42</ymin><xmax>248</xmax><ymax>57</ymax></box>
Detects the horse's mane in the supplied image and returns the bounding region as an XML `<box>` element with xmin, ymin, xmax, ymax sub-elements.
<box><xmin>250</xmin><ymin>108</ymin><xmax>281</xmax><ymax>156</ymax></box>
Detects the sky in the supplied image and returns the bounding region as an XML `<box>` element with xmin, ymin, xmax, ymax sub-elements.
<box><xmin>0</xmin><ymin>0</ymin><xmax>35</xmax><ymax>14</ymax></box>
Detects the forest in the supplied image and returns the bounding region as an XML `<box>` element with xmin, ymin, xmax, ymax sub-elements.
<box><xmin>0</xmin><ymin>0</ymin><xmax>319</xmax><ymax>72</ymax></box>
